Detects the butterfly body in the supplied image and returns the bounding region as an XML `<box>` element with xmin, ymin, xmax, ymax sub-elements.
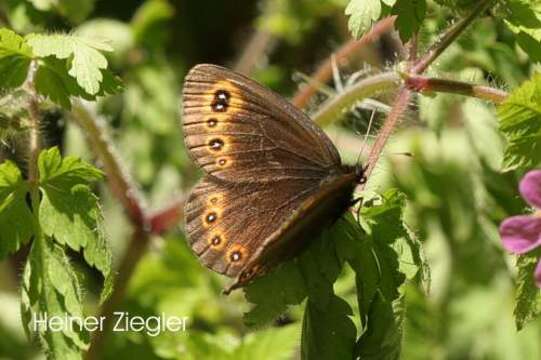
<box><xmin>182</xmin><ymin>64</ymin><xmax>363</xmax><ymax>292</ymax></box>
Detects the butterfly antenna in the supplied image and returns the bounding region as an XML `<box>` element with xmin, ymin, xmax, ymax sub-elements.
<box><xmin>331</xmin><ymin>55</ymin><xmax>344</xmax><ymax>93</ymax></box>
<box><xmin>357</xmin><ymin>109</ymin><xmax>376</xmax><ymax>165</ymax></box>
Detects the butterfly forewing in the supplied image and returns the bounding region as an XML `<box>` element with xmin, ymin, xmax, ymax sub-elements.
<box><xmin>182</xmin><ymin>64</ymin><xmax>342</xmax><ymax>182</ymax></box>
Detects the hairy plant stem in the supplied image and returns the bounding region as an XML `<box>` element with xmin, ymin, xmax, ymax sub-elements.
<box><xmin>411</xmin><ymin>0</ymin><xmax>496</xmax><ymax>74</ymax></box>
<box><xmin>363</xmin><ymin>0</ymin><xmax>495</xmax><ymax>182</ymax></box>
<box><xmin>365</xmin><ymin>88</ymin><xmax>411</xmax><ymax>179</ymax></box>
<box><xmin>71</xmin><ymin>101</ymin><xmax>146</xmax><ymax>225</ymax></box>
<box><xmin>24</xmin><ymin>62</ymin><xmax>51</xmax><ymax>350</ymax></box>
<box><xmin>312</xmin><ymin>72</ymin><xmax>400</xmax><ymax>126</ymax></box>
<box><xmin>26</xmin><ymin>63</ymin><xmax>40</xmax><ymax>192</ymax></box>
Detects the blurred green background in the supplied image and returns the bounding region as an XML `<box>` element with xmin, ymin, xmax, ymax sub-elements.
<box><xmin>0</xmin><ymin>0</ymin><xmax>540</xmax><ymax>359</ymax></box>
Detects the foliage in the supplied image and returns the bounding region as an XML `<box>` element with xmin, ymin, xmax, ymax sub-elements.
<box><xmin>0</xmin><ymin>0</ymin><xmax>540</xmax><ymax>359</ymax></box>
<box><xmin>498</xmin><ymin>74</ymin><xmax>541</xmax><ymax>171</ymax></box>
<box><xmin>0</xmin><ymin>28</ymin><xmax>120</xmax><ymax>109</ymax></box>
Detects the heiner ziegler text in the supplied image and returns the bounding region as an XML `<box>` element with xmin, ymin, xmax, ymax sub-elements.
<box><xmin>31</xmin><ymin>312</ymin><xmax>188</xmax><ymax>337</ymax></box>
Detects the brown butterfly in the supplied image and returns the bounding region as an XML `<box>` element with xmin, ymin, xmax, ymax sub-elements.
<box><xmin>182</xmin><ymin>64</ymin><xmax>365</xmax><ymax>294</ymax></box>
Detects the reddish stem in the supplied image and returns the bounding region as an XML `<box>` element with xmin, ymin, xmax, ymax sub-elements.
<box><xmin>364</xmin><ymin>88</ymin><xmax>411</xmax><ymax>180</ymax></box>
<box><xmin>404</xmin><ymin>74</ymin><xmax>508</xmax><ymax>104</ymax></box>
<box><xmin>148</xmin><ymin>196</ymin><xmax>186</xmax><ymax>234</ymax></box>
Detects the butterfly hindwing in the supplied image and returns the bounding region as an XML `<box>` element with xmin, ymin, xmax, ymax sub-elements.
<box><xmin>182</xmin><ymin>64</ymin><xmax>341</xmax><ymax>182</ymax></box>
<box><xmin>184</xmin><ymin>175</ymin><xmax>322</xmax><ymax>277</ymax></box>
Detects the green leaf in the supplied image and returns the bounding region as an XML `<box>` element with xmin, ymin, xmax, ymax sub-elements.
<box><xmin>360</xmin><ymin>190</ymin><xmax>408</xmax><ymax>301</ymax></box>
<box><xmin>301</xmin><ymin>296</ymin><xmax>356</xmax><ymax>360</ymax></box>
<box><xmin>37</xmin><ymin>147</ymin><xmax>112</xmax><ymax>301</ymax></box>
<box><xmin>497</xmin><ymin>73</ymin><xmax>541</xmax><ymax>170</ymax></box>
<box><xmin>35</xmin><ymin>57</ymin><xmax>122</xmax><ymax>109</ymax></box>
<box><xmin>21</xmin><ymin>239</ymin><xmax>88</xmax><ymax>360</ymax></box>
<box><xmin>334</xmin><ymin>214</ymin><xmax>382</xmax><ymax>324</ymax></box>
<box><xmin>513</xmin><ymin>252</ymin><xmax>541</xmax><ymax>330</ymax></box>
<box><xmin>0</xmin><ymin>28</ymin><xmax>32</xmax><ymax>90</ymax></box>
<box><xmin>345</xmin><ymin>0</ymin><xmax>383</xmax><ymax>39</ymax></box>
<box><xmin>392</xmin><ymin>0</ymin><xmax>426</xmax><ymax>42</ymax></box>
<box><xmin>0</xmin><ymin>28</ymin><xmax>32</xmax><ymax>58</ymax></box>
<box><xmin>503</xmin><ymin>0</ymin><xmax>541</xmax><ymax>62</ymax></box>
<box><xmin>26</xmin><ymin>33</ymin><xmax>113</xmax><ymax>95</ymax></box>
<box><xmin>35</xmin><ymin>58</ymin><xmax>79</xmax><ymax>109</ymax></box>
<box><xmin>38</xmin><ymin>147</ymin><xmax>103</xmax><ymax>185</ymax></box>
<box><xmin>243</xmin><ymin>262</ymin><xmax>307</xmax><ymax>327</ymax></box>
<box><xmin>244</xmin><ymin>221</ymin><xmax>352</xmax><ymax>327</ymax></box>
<box><xmin>354</xmin><ymin>293</ymin><xmax>402</xmax><ymax>360</ymax></box>
<box><xmin>335</xmin><ymin>192</ymin><xmax>409</xmax><ymax>358</ymax></box>
<box><xmin>0</xmin><ymin>160</ymin><xmax>33</xmax><ymax>258</ymax></box>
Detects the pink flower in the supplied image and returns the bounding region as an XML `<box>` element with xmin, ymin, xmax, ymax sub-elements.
<box><xmin>499</xmin><ymin>170</ymin><xmax>541</xmax><ymax>288</ymax></box>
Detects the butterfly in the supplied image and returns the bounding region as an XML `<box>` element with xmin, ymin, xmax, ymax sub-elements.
<box><xmin>182</xmin><ymin>64</ymin><xmax>365</xmax><ymax>294</ymax></box>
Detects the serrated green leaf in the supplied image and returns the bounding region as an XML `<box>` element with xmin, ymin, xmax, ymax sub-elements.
<box><xmin>0</xmin><ymin>28</ymin><xmax>32</xmax><ymax>58</ymax></box>
<box><xmin>40</xmin><ymin>184</ymin><xmax>102</xmax><ymax>252</ymax></box>
<box><xmin>497</xmin><ymin>73</ymin><xmax>541</xmax><ymax>170</ymax></box>
<box><xmin>21</xmin><ymin>240</ymin><xmax>88</xmax><ymax>360</ymax></box>
<box><xmin>35</xmin><ymin>57</ymin><xmax>121</xmax><ymax>109</ymax></box>
<box><xmin>37</xmin><ymin>147</ymin><xmax>112</xmax><ymax>301</ymax></box>
<box><xmin>301</xmin><ymin>295</ymin><xmax>356</xmax><ymax>360</ymax></box>
<box><xmin>38</xmin><ymin>147</ymin><xmax>103</xmax><ymax>185</ymax></box>
<box><xmin>335</xmin><ymin>216</ymin><xmax>379</xmax><ymax>325</ymax></box>
<box><xmin>513</xmin><ymin>252</ymin><xmax>541</xmax><ymax>330</ymax></box>
<box><xmin>345</xmin><ymin>0</ymin><xmax>383</xmax><ymax>39</ymax></box>
<box><xmin>243</xmin><ymin>262</ymin><xmax>307</xmax><ymax>327</ymax></box>
<box><xmin>81</xmin><ymin>217</ymin><xmax>113</xmax><ymax>303</ymax></box>
<box><xmin>0</xmin><ymin>160</ymin><xmax>33</xmax><ymax>258</ymax></box>
<box><xmin>35</xmin><ymin>58</ymin><xmax>76</xmax><ymax>109</ymax></box>
<box><xmin>44</xmin><ymin>240</ymin><xmax>83</xmax><ymax>316</ymax></box>
<box><xmin>0</xmin><ymin>28</ymin><xmax>32</xmax><ymax>90</ymax></box>
<box><xmin>27</xmin><ymin>33</ymin><xmax>112</xmax><ymax>95</ymax></box>
<box><xmin>392</xmin><ymin>0</ymin><xmax>426</xmax><ymax>42</ymax></box>
<box><xmin>243</xmin><ymin>220</ymin><xmax>354</xmax><ymax>327</ymax></box>
<box><xmin>0</xmin><ymin>55</ymin><xmax>31</xmax><ymax>90</ymax></box>
<box><xmin>354</xmin><ymin>293</ymin><xmax>402</xmax><ymax>360</ymax></box>
<box><xmin>503</xmin><ymin>0</ymin><xmax>541</xmax><ymax>62</ymax></box>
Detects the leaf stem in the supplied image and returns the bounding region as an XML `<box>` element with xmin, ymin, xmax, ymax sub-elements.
<box><xmin>70</xmin><ymin>101</ymin><xmax>146</xmax><ymax>225</ymax></box>
<box><xmin>26</xmin><ymin>61</ymin><xmax>40</xmax><ymax>190</ymax></box>
<box><xmin>24</xmin><ymin>60</ymin><xmax>51</xmax><ymax>350</ymax></box>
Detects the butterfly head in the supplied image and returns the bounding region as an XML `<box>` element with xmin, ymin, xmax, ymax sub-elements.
<box><xmin>341</xmin><ymin>164</ymin><xmax>367</xmax><ymax>185</ymax></box>
<box><xmin>355</xmin><ymin>164</ymin><xmax>368</xmax><ymax>185</ymax></box>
